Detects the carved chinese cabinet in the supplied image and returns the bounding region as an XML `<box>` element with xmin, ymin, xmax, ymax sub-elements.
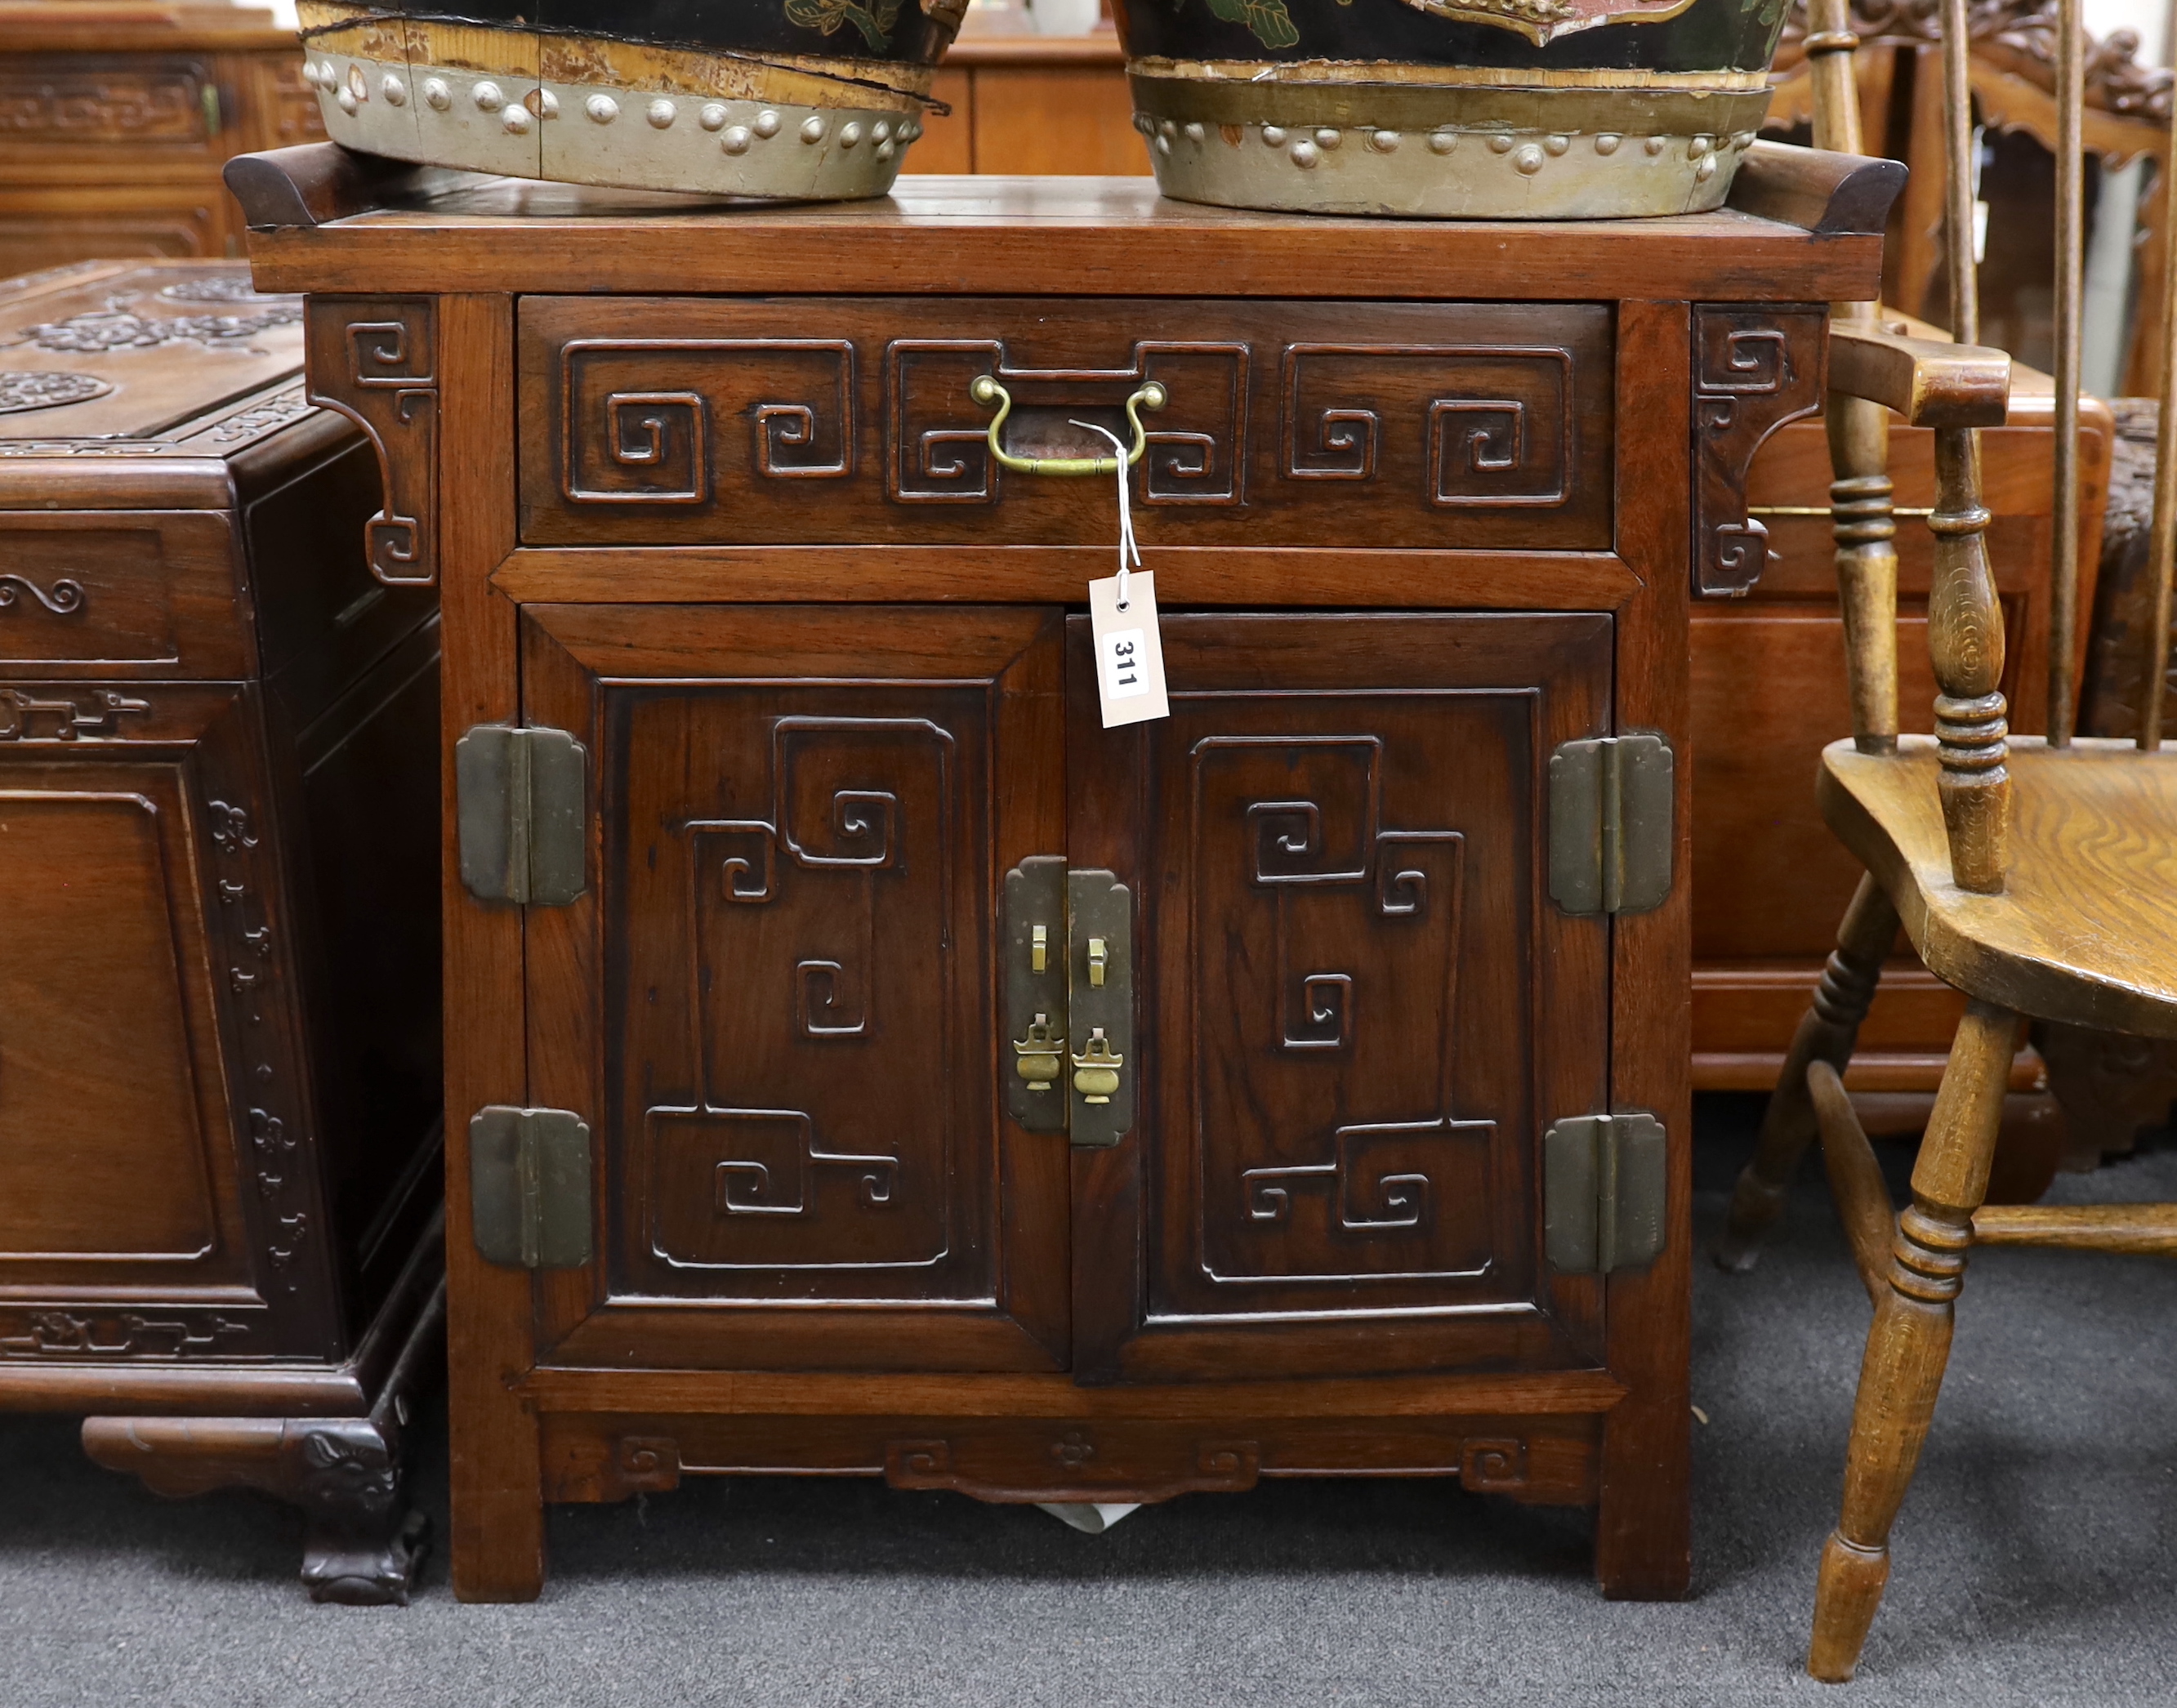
<box><xmin>0</xmin><ymin>2</ymin><xmax>328</xmax><ymax>275</ymax></box>
<box><xmin>229</xmin><ymin>145</ymin><xmax>1889</xmax><ymax>1603</ymax></box>
<box><xmin>0</xmin><ymin>259</ymin><xmax>444</xmax><ymax>1603</ymax></box>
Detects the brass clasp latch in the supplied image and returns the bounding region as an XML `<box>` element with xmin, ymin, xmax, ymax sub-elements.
<box><xmin>1014</xmin><ymin>1013</ymin><xmax>1065</xmax><ymax>1093</ymax></box>
<box><xmin>1071</xmin><ymin>1028</ymin><xmax>1123</xmax><ymax>1104</ymax></box>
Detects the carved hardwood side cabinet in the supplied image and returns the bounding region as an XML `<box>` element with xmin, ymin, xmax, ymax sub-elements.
<box><xmin>232</xmin><ymin>149</ymin><xmax>1889</xmax><ymax>1603</ymax></box>
<box><xmin>0</xmin><ymin>259</ymin><xmax>444</xmax><ymax>1603</ymax></box>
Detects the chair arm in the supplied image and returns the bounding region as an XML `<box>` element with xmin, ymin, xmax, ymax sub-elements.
<box><xmin>1827</xmin><ymin>322</ymin><xmax>2010</xmax><ymax>429</ymax></box>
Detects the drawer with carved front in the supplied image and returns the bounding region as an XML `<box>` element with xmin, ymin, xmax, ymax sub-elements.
<box><xmin>0</xmin><ymin>56</ymin><xmax>217</xmax><ymax>153</ymax></box>
<box><xmin>0</xmin><ymin>512</ymin><xmax>243</xmax><ymax>680</ymax></box>
<box><xmin>516</xmin><ymin>297</ymin><xmax>1615</xmax><ymax>551</ymax></box>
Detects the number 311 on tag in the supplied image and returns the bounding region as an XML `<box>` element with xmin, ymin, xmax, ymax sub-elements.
<box><xmin>1087</xmin><ymin>572</ymin><xmax>1170</xmax><ymax>728</ymax></box>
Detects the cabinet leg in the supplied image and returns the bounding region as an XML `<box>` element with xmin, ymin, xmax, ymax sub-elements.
<box><xmin>452</xmin><ymin>1474</ymin><xmax>546</xmax><ymax>1603</ymax></box>
<box><xmin>450</xmin><ymin>1371</ymin><xmax>546</xmax><ymax>1602</ymax></box>
<box><xmin>83</xmin><ymin>1414</ymin><xmax>427</xmax><ymax>1606</ymax></box>
<box><xmin>81</xmin><ymin>1274</ymin><xmax>444</xmax><ymax>1606</ymax></box>
<box><xmin>1593</xmin><ymin>1402</ymin><xmax>1693</xmax><ymax>1601</ymax></box>
<box><xmin>1715</xmin><ymin>873</ymin><xmax>1898</xmax><ymax>1273</ymax></box>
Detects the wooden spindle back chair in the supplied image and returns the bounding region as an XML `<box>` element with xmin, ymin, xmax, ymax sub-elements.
<box><xmin>1714</xmin><ymin>0</ymin><xmax>2177</xmax><ymax>1680</ymax></box>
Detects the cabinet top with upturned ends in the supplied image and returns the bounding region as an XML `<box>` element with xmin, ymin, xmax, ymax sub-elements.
<box><xmin>230</xmin><ymin>144</ymin><xmax>1894</xmax><ymax>305</ymax></box>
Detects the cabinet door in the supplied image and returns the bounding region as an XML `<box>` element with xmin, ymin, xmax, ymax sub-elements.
<box><xmin>521</xmin><ymin>604</ymin><xmax>1070</xmax><ymax>1371</ymax></box>
<box><xmin>1069</xmin><ymin>613</ymin><xmax>1613</xmax><ymax>1383</ymax></box>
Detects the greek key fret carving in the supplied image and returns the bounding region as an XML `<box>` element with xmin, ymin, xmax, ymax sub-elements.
<box><xmin>560</xmin><ymin>338</ymin><xmax>853</xmax><ymax>503</ymax></box>
<box><xmin>1287</xmin><ymin>404</ymin><xmax>1379</xmax><ymax>479</ymax></box>
<box><xmin>304</xmin><ymin>297</ymin><xmax>438</xmax><ymax>586</ymax></box>
<box><xmin>1281</xmin><ymin>345</ymin><xmax>1574</xmax><ymax>508</ymax></box>
<box><xmin>591</xmin><ymin>390</ymin><xmax>707</xmax><ymax>503</ymax></box>
<box><xmin>645</xmin><ymin>1107</ymin><xmax>899</xmax><ymax>1223</ymax></box>
<box><xmin>1691</xmin><ymin>304</ymin><xmax>1827</xmax><ymax>596</ymax></box>
<box><xmin>1244</xmin><ymin>1117</ymin><xmax>1493</xmax><ymax>1234</ymax></box>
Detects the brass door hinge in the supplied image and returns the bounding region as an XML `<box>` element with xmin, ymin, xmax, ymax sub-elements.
<box><xmin>1543</xmin><ymin>1112</ymin><xmax>1667</xmax><ymax>1274</ymax></box>
<box><xmin>455</xmin><ymin>724</ymin><xmax>587</xmax><ymax>905</ymax></box>
<box><xmin>1548</xmin><ymin>733</ymin><xmax>1674</xmax><ymax>916</ymax></box>
<box><xmin>469</xmin><ymin>1106</ymin><xmax>592</xmax><ymax>1269</ymax></box>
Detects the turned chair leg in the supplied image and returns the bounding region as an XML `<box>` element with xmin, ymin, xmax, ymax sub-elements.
<box><xmin>1715</xmin><ymin>873</ymin><xmax>1901</xmax><ymax>1272</ymax></box>
<box><xmin>1808</xmin><ymin>997</ymin><xmax>2019</xmax><ymax>1682</ymax></box>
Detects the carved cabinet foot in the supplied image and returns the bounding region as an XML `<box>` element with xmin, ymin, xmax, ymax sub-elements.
<box><xmin>305</xmin><ymin>1496</ymin><xmax>431</xmax><ymax>1608</ymax></box>
<box><xmin>82</xmin><ymin>1413</ymin><xmax>430</xmax><ymax>1605</ymax></box>
<box><xmin>79</xmin><ymin>1273</ymin><xmax>445</xmax><ymax>1605</ymax></box>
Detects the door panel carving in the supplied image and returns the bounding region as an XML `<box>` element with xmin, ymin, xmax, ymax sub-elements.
<box><xmin>521</xmin><ymin>604</ymin><xmax>1070</xmax><ymax>1371</ymax></box>
<box><xmin>1197</xmin><ymin>735</ymin><xmax>1492</xmax><ymax>1284</ymax></box>
<box><xmin>622</xmin><ymin>698</ymin><xmax>973</xmax><ymax>1296</ymax></box>
<box><xmin>1070</xmin><ymin>613</ymin><xmax>1614</xmax><ymax>1382</ymax></box>
<box><xmin>645</xmin><ymin>718</ymin><xmax>955</xmax><ymax>1273</ymax></box>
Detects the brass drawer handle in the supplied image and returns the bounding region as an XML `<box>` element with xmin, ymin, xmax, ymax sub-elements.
<box><xmin>969</xmin><ymin>375</ymin><xmax>1167</xmax><ymax>477</ymax></box>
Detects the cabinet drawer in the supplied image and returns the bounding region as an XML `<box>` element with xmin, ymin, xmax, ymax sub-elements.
<box><xmin>0</xmin><ymin>511</ymin><xmax>243</xmax><ymax>679</ymax></box>
<box><xmin>0</xmin><ymin>56</ymin><xmax>217</xmax><ymax>156</ymax></box>
<box><xmin>517</xmin><ymin>297</ymin><xmax>1614</xmax><ymax>551</ymax></box>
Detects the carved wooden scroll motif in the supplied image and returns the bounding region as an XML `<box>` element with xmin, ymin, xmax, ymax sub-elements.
<box><xmin>1189</xmin><ymin>734</ymin><xmax>1499</xmax><ymax>1296</ymax></box>
<box><xmin>1691</xmin><ymin>304</ymin><xmax>1828</xmax><ymax>597</ymax></box>
<box><xmin>1281</xmin><ymin>343</ymin><xmax>1577</xmax><ymax>510</ymax></box>
<box><xmin>561</xmin><ymin>337</ymin><xmax>856</xmax><ymax>506</ymax></box>
<box><xmin>617</xmin><ymin>693</ymin><xmax>997</xmax><ymax>1306</ymax></box>
<box><xmin>304</xmin><ymin>297</ymin><xmax>438</xmax><ymax>586</ymax></box>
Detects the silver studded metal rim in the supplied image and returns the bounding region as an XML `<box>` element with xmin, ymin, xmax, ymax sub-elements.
<box><xmin>298</xmin><ymin>51</ymin><xmax>926</xmax><ymax>199</ymax></box>
<box><xmin>1131</xmin><ymin>110</ymin><xmax>1763</xmax><ymax>218</ymax></box>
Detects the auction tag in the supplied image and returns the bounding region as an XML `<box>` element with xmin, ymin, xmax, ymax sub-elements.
<box><xmin>1088</xmin><ymin>570</ymin><xmax>1168</xmax><ymax>728</ymax></box>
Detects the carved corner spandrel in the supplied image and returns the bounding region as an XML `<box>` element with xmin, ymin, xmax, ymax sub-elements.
<box><xmin>1691</xmin><ymin>304</ymin><xmax>1829</xmax><ymax>597</ymax></box>
<box><xmin>305</xmin><ymin>297</ymin><xmax>439</xmax><ymax>587</ymax></box>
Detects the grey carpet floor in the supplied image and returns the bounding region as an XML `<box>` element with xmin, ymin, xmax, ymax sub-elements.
<box><xmin>4</xmin><ymin>1100</ymin><xmax>2175</xmax><ymax>1707</ymax></box>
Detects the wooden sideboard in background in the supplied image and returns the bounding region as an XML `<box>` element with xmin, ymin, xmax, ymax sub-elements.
<box><xmin>0</xmin><ymin>1</ymin><xmax>323</xmax><ymax>274</ymax></box>
<box><xmin>901</xmin><ymin>32</ymin><xmax>1144</xmax><ymax>177</ymax></box>
<box><xmin>1693</xmin><ymin>358</ymin><xmax>2112</xmax><ymax>1100</ymax></box>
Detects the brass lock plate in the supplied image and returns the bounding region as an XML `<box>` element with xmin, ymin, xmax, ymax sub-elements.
<box><xmin>1002</xmin><ymin>856</ymin><xmax>1069</xmax><ymax>1134</ymax></box>
<box><xmin>1067</xmin><ymin>868</ymin><xmax>1134</xmax><ymax>1149</ymax></box>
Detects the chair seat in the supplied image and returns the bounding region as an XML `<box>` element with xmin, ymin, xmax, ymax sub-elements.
<box><xmin>1819</xmin><ymin>735</ymin><xmax>2177</xmax><ymax>1038</ymax></box>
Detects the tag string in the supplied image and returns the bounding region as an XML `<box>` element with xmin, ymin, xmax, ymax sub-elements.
<box><xmin>1071</xmin><ymin>420</ymin><xmax>1140</xmax><ymax>608</ymax></box>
